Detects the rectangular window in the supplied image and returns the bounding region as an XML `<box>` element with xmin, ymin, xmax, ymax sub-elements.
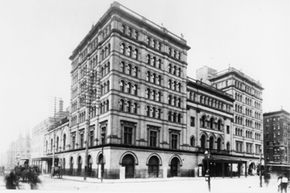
<box><xmin>190</xmin><ymin>117</ymin><xmax>195</xmax><ymax>127</ymax></box>
<box><xmin>149</xmin><ymin>130</ymin><xmax>157</xmax><ymax>147</ymax></box>
<box><xmin>246</xmin><ymin>143</ymin><xmax>252</xmax><ymax>153</ymax></box>
<box><xmin>89</xmin><ymin>130</ymin><xmax>94</xmax><ymax>147</ymax></box>
<box><xmin>72</xmin><ymin>135</ymin><xmax>76</xmax><ymax>149</ymax></box>
<box><xmin>101</xmin><ymin>127</ymin><xmax>106</xmax><ymax>144</ymax></box>
<box><xmin>236</xmin><ymin>141</ymin><xmax>243</xmax><ymax>153</ymax></box>
<box><xmin>124</xmin><ymin>126</ymin><xmax>133</xmax><ymax>145</ymax></box>
<box><xmin>170</xmin><ymin>131</ymin><xmax>179</xmax><ymax>150</ymax></box>
<box><xmin>80</xmin><ymin>133</ymin><xmax>84</xmax><ymax>148</ymax></box>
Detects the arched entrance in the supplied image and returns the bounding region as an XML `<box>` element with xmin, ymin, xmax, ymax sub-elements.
<box><xmin>122</xmin><ymin>154</ymin><xmax>135</xmax><ymax>178</ymax></box>
<box><xmin>77</xmin><ymin>156</ymin><xmax>82</xmax><ymax>176</ymax></box>
<box><xmin>69</xmin><ymin>157</ymin><xmax>73</xmax><ymax>175</ymax></box>
<box><xmin>148</xmin><ymin>156</ymin><xmax>159</xmax><ymax>178</ymax></box>
<box><xmin>248</xmin><ymin>162</ymin><xmax>255</xmax><ymax>175</ymax></box>
<box><xmin>170</xmin><ymin>157</ymin><xmax>180</xmax><ymax>177</ymax></box>
<box><xmin>87</xmin><ymin>155</ymin><xmax>92</xmax><ymax>176</ymax></box>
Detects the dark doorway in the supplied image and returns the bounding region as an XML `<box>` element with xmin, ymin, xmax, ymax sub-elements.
<box><xmin>77</xmin><ymin>156</ymin><xmax>82</xmax><ymax>176</ymax></box>
<box><xmin>69</xmin><ymin>157</ymin><xmax>73</xmax><ymax>175</ymax></box>
<box><xmin>170</xmin><ymin>157</ymin><xmax>180</xmax><ymax>177</ymax></box>
<box><xmin>122</xmin><ymin>154</ymin><xmax>135</xmax><ymax>178</ymax></box>
<box><xmin>148</xmin><ymin>156</ymin><xmax>159</xmax><ymax>178</ymax></box>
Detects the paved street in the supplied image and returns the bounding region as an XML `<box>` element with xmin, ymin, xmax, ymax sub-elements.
<box><xmin>0</xmin><ymin>174</ymin><xmax>283</xmax><ymax>192</ymax></box>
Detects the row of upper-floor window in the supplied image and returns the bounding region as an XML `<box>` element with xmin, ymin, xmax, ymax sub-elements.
<box><xmin>235</xmin><ymin>127</ymin><xmax>261</xmax><ymax>139</ymax></box>
<box><xmin>100</xmin><ymin>80</ymin><xmax>110</xmax><ymax>96</ymax></box>
<box><xmin>199</xmin><ymin>115</ymin><xmax>224</xmax><ymax>131</ymax></box>
<box><xmin>120</xmin><ymin>80</ymin><xmax>138</xmax><ymax>96</ymax></box>
<box><xmin>188</xmin><ymin>91</ymin><xmax>232</xmax><ymax>113</ymax></box>
<box><xmin>73</xmin><ymin>24</ymin><xmax>112</xmax><ymax>66</ymax></box>
<box><xmin>146</xmin><ymin>105</ymin><xmax>162</xmax><ymax>119</ymax></box>
<box><xmin>213</xmin><ymin>79</ymin><xmax>262</xmax><ymax>99</ymax></box>
<box><xmin>121</xmin><ymin>22</ymin><xmax>183</xmax><ymax>62</ymax></box>
<box><xmin>146</xmin><ymin>88</ymin><xmax>161</xmax><ymax>102</ymax></box>
<box><xmin>235</xmin><ymin>141</ymin><xmax>261</xmax><ymax>154</ymax></box>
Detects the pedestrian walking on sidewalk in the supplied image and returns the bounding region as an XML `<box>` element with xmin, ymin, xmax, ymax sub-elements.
<box><xmin>280</xmin><ymin>173</ymin><xmax>289</xmax><ymax>193</ymax></box>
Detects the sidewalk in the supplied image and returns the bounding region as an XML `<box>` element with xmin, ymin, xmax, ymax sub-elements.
<box><xmin>42</xmin><ymin>174</ymin><xmax>253</xmax><ymax>184</ymax></box>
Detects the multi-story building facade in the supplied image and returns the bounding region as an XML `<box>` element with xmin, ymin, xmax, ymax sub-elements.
<box><xmin>31</xmin><ymin>99</ymin><xmax>69</xmax><ymax>173</ymax></box>
<box><xmin>66</xmin><ymin>2</ymin><xmax>190</xmax><ymax>179</ymax></box>
<box><xmin>263</xmin><ymin>110</ymin><xmax>290</xmax><ymax>172</ymax></box>
<box><xmin>187</xmin><ymin>78</ymin><xmax>247</xmax><ymax>177</ymax></box>
<box><xmin>199</xmin><ymin>66</ymin><xmax>264</xmax><ymax>175</ymax></box>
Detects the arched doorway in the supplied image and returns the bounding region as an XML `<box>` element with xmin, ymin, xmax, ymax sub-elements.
<box><xmin>122</xmin><ymin>154</ymin><xmax>135</xmax><ymax>178</ymax></box>
<box><xmin>88</xmin><ymin>155</ymin><xmax>92</xmax><ymax>176</ymax></box>
<box><xmin>69</xmin><ymin>157</ymin><xmax>73</xmax><ymax>175</ymax></box>
<box><xmin>248</xmin><ymin>162</ymin><xmax>255</xmax><ymax>175</ymax></box>
<box><xmin>170</xmin><ymin>157</ymin><xmax>180</xmax><ymax>177</ymax></box>
<box><xmin>77</xmin><ymin>156</ymin><xmax>82</xmax><ymax>176</ymax></box>
<box><xmin>97</xmin><ymin>154</ymin><xmax>105</xmax><ymax>179</ymax></box>
<box><xmin>148</xmin><ymin>156</ymin><xmax>159</xmax><ymax>178</ymax></box>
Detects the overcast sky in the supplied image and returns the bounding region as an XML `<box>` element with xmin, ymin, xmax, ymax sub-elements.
<box><xmin>0</xmin><ymin>0</ymin><xmax>290</xmax><ymax>154</ymax></box>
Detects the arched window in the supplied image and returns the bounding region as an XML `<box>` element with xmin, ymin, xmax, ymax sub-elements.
<box><xmin>168</xmin><ymin>79</ymin><xmax>172</xmax><ymax>89</ymax></box>
<box><xmin>147</xmin><ymin>54</ymin><xmax>151</xmax><ymax>64</ymax></box>
<box><xmin>63</xmin><ymin>134</ymin><xmax>66</xmax><ymax>151</ymax></box>
<box><xmin>106</xmin><ymin>100</ymin><xmax>109</xmax><ymax>112</ymax></box>
<box><xmin>217</xmin><ymin>138</ymin><xmax>221</xmax><ymax>151</ymax></box>
<box><xmin>168</xmin><ymin>63</ymin><xmax>172</xmax><ymax>73</ymax></box>
<box><xmin>157</xmin><ymin>59</ymin><xmax>162</xmax><ymax>69</ymax></box>
<box><xmin>146</xmin><ymin>106</ymin><xmax>150</xmax><ymax>117</ymax></box>
<box><xmin>120</xmin><ymin>61</ymin><xmax>125</xmax><ymax>72</ymax></box>
<box><xmin>126</xmin><ymin>101</ymin><xmax>131</xmax><ymax>113</ymax></box>
<box><xmin>120</xmin><ymin>43</ymin><xmax>125</xmax><ymax>54</ymax></box>
<box><xmin>119</xmin><ymin>99</ymin><xmax>124</xmax><ymax>111</ymax></box>
<box><xmin>168</xmin><ymin>111</ymin><xmax>172</xmax><ymax>121</ymax></box>
<box><xmin>218</xmin><ymin>119</ymin><xmax>222</xmax><ymax>131</ymax></box>
<box><xmin>127</xmin><ymin>46</ymin><xmax>132</xmax><ymax>56</ymax></box>
<box><xmin>200</xmin><ymin>135</ymin><xmax>206</xmax><ymax>149</ymax></box>
<box><xmin>120</xmin><ymin>80</ymin><xmax>124</xmax><ymax>92</ymax></box>
<box><xmin>152</xmin><ymin>57</ymin><xmax>156</xmax><ymax>67</ymax></box>
<box><xmin>146</xmin><ymin>71</ymin><xmax>150</xmax><ymax>82</ymax></box>
<box><xmin>133</xmin><ymin>103</ymin><xmax>138</xmax><ymax>114</ymax></box>
<box><xmin>133</xmin><ymin>49</ymin><xmax>138</xmax><ymax>59</ymax></box>
<box><xmin>127</xmin><ymin>64</ymin><xmax>132</xmax><ymax>75</ymax></box>
<box><xmin>168</xmin><ymin>95</ymin><xmax>172</xmax><ymax>105</ymax></box>
<box><xmin>200</xmin><ymin>115</ymin><xmax>206</xmax><ymax>128</ymax></box>
<box><xmin>226</xmin><ymin>142</ymin><xmax>230</xmax><ymax>151</ymax></box>
<box><xmin>126</xmin><ymin>82</ymin><xmax>131</xmax><ymax>94</ymax></box>
<box><xmin>210</xmin><ymin>117</ymin><xmax>214</xmax><ymax>129</ymax></box>
<box><xmin>133</xmin><ymin>84</ymin><xmax>137</xmax><ymax>95</ymax></box>
<box><xmin>121</xmin><ymin>24</ymin><xmax>126</xmax><ymax>33</ymax></box>
<box><xmin>190</xmin><ymin>136</ymin><xmax>195</xmax><ymax>147</ymax></box>
<box><xmin>209</xmin><ymin>136</ymin><xmax>214</xmax><ymax>150</ymax></box>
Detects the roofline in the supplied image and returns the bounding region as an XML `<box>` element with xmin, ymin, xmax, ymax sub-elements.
<box><xmin>187</xmin><ymin>76</ymin><xmax>235</xmax><ymax>102</ymax></box>
<box><xmin>69</xmin><ymin>1</ymin><xmax>190</xmax><ymax>60</ymax></box>
<box><xmin>263</xmin><ymin>110</ymin><xmax>290</xmax><ymax>117</ymax></box>
<box><xmin>209</xmin><ymin>67</ymin><xmax>264</xmax><ymax>90</ymax></box>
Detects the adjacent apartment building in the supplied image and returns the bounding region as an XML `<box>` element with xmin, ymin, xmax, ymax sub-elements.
<box><xmin>263</xmin><ymin>110</ymin><xmax>290</xmax><ymax>172</ymax></box>
<box><xmin>197</xmin><ymin>66</ymin><xmax>264</xmax><ymax>175</ymax></box>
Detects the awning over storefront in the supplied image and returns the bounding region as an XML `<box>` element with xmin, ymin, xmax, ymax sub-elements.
<box><xmin>208</xmin><ymin>155</ymin><xmax>247</xmax><ymax>163</ymax></box>
<box><xmin>32</xmin><ymin>156</ymin><xmax>58</xmax><ymax>161</ymax></box>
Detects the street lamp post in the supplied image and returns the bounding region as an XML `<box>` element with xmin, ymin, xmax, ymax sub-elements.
<box><xmin>205</xmin><ymin>150</ymin><xmax>211</xmax><ymax>192</ymax></box>
<box><xmin>259</xmin><ymin>148</ymin><xmax>262</xmax><ymax>188</ymax></box>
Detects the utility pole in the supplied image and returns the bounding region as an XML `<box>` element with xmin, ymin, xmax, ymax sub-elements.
<box><xmin>84</xmin><ymin>64</ymin><xmax>94</xmax><ymax>180</ymax></box>
<box><xmin>259</xmin><ymin>148</ymin><xmax>262</xmax><ymax>188</ymax></box>
<box><xmin>51</xmin><ymin>97</ymin><xmax>57</xmax><ymax>177</ymax></box>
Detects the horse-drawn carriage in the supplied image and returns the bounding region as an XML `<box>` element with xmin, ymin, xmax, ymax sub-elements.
<box><xmin>51</xmin><ymin>166</ymin><xmax>63</xmax><ymax>178</ymax></box>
